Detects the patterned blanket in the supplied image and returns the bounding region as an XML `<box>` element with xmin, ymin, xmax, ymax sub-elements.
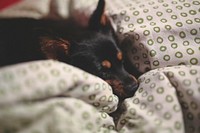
<box><xmin>0</xmin><ymin>0</ymin><xmax>200</xmax><ymax>133</ymax></box>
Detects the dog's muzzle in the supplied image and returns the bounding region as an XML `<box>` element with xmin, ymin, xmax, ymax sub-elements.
<box><xmin>105</xmin><ymin>74</ymin><xmax>139</xmax><ymax>100</ymax></box>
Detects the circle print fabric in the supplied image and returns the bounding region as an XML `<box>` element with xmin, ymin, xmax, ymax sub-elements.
<box><xmin>107</xmin><ymin>0</ymin><xmax>200</xmax><ymax>72</ymax></box>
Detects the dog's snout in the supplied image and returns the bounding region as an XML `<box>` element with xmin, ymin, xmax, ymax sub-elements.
<box><xmin>124</xmin><ymin>75</ymin><xmax>138</xmax><ymax>96</ymax></box>
<box><xmin>125</xmin><ymin>81</ymin><xmax>138</xmax><ymax>95</ymax></box>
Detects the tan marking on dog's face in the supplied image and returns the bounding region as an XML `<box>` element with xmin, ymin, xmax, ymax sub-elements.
<box><xmin>117</xmin><ymin>52</ymin><xmax>123</xmax><ymax>61</ymax></box>
<box><xmin>100</xmin><ymin>15</ymin><xmax>107</xmax><ymax>25</ymax></box>
<box><xmin>102</xmin><ymin>60</ymin><xmax>111</xmax><ymax>68</ymax></box>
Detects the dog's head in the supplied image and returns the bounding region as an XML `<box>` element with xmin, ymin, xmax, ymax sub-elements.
<box><xmin>40</xmin><ymin>0</ymin><xmax>138</xmax><ymax>99</ymax></box>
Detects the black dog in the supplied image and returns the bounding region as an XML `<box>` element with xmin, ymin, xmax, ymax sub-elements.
<box><xmin>0</xmin><ymin>0</ymin><xmax>138</xmax><ymax>100</ymax></box>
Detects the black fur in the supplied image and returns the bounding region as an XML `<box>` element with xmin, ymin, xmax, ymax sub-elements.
<box><xmin>0</xmin><ymin>0</ymin><xmax>138</xmax><ymax>100</ymax></box>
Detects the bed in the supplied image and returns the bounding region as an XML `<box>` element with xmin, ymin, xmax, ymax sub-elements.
<box><xmin>0</xmin><ymin>0</ymin><xmax>200</xmax><ymax>133</ymax></box>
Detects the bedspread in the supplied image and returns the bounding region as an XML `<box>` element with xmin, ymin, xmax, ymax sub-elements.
<box><xmin>0</xmin><ymin>0</ymin><xmax>200</xmax><ymax>133</ymax></box>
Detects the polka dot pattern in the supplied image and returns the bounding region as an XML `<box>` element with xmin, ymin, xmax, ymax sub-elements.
<box><xmin>0</xmin><ymin>60</ymin><xmax>118</xmax><ymax>132</ymax></box>
<box><xmin>116</xmin><ymin>65</ymin><xmax>200</xmax><ymax>133</ymax></box>
<box><xmin>107</xmin><ymin>0</ymin><xmax>200</xmax><ymax>72</ymax></box>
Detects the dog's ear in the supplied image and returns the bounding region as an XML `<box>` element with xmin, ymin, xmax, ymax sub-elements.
<box><xmin>89</xmin><ymin>0</ymin><xmax>112</xmax><ymax>32</ymax></box>
<box><xmin>39</xmin><ymin>36</ymin><xmax>70</xmax><ymax>61</ymax></box>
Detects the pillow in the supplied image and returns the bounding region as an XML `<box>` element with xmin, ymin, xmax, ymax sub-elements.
<box><xmin>107</xmin><ymin>0</ymin><xmax>200</xmax><ymax>73</ymax></box>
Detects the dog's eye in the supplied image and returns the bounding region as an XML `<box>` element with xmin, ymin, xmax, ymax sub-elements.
<box><xmin>102</xmin><ymin>60</ymin><xmax>112</xmax><ymax>69</ymax></box>
<box><xmin>117</xmin><ymin>52</ymin><xmax>123</xmax><ymax>61</ymax></box>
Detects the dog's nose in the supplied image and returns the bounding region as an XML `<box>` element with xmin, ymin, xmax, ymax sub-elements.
<box><xmin>125</xmin><ymin>82</ymin><xmax>138</xmax><ymax>96</ymax></box>
<box><xmin>124</xmin><ymin>75</ymin><xmax>138</xmax><ymax>97</ymax></box>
